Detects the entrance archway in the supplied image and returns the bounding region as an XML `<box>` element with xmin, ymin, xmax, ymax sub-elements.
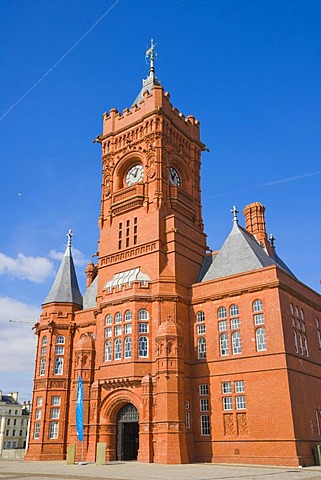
<box><xmin>116</xmin><ymin>403</ymin><xmax>139</xmax><ymax>460</ymax></box>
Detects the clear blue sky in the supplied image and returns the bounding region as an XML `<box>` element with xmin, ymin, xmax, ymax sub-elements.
<box><xmin>1</xmin><ymin>0</ymin><xmax>321</xmax><ymax>401</ymax></box>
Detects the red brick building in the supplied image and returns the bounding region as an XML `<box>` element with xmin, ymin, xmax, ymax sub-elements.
<box><xmin>26</xmin><ymin>44</ymin><xmax>321</xmax><ymax>466</ymax></box>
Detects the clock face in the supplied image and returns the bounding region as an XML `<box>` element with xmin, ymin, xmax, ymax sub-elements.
<box><xmin>125</xmin><ymin>164</ymin><xmax>144</xmax><ymax>186</ymax></box>
<box><xmin>169</xmin><ymin>167</ymin><xmax>181</xmax><ymax>186</ymax></box>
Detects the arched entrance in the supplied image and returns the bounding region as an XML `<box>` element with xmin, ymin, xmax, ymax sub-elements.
<box><xmin>116</xmin><ymin>403</ymin><xmax>139</xmax><ymax>460</ymax></box>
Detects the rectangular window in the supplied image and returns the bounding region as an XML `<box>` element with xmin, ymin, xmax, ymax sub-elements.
<box><xmin>55</xmin><ymin>346</ymin><xmax>64</xmax><ymax>355</ymax></box>
<box><xmin>235</xmin><ymin>381</ymin><xmax>245</xmax><ymax>393</ymax></box>
<box><xmin>41</xmin><ymin>347</ymin><xmax>47</xmax><ymax>356</ymax></box>
<box><xmin>35</xmin><ymin>409</ymin><xmax>41</xmax><ymax>420</ymax></box>
<box><xmin>200</xmin><ymin>398</ymin><xmax>209</xmax><ymax>412</ymax></box>
<box><xmin>12</xmin><ymin>430</ymin><xmax>15</xmax><ymax>436</ymax></box>
<box><xmin>133</xmin><ymin>217</ymin><xmax>138</xmax><ymax>245</ymax></box>
<box><xmin>222</xmin><ymin>381</ymin><xmax>232</xmax><ymax>394</ymax></box>
<box><xmin>197</xmin><ymin>324</ymin><xmax>206</xmax><ymax>335</ymax></box>
<box><xmin>114</xmin><ymin>325</ymin><xmax>122</xmax><ymax>336</ymax></box>
<box><xmin>7</xmin><ymin>419</ymin><xmax>10</xmax><ymax>425</ymax></box>
<box><xmin>316</xmin><ymin>410</ymin><xmax>320</xmax><ymax>435</ymax></box>
<box><xmin>219</xmin><ymin>320</ymin><xmax>228</xmax><ymax>332</ymax></box>
<box><xmin>138</xmin><ymin>323</ymin><xmax>149</xmax><ymax>333</ymax></box>
<box><xmin>19</xmin><ymin>430</ymin><xmax>22</xmax><ymax>436</ymax></box>
<box><xmin>223</xmin><ymin>397</ymin><xmax>233</xmax><ymax>411</ymax></box>
<box><xmin>50</xmin><ymin>408</ymin><xmax>60</xmax><ymax>419</ymax></box>
<box><xmin>126</xmin><ymin>219</ymin><xmax>130</xmax><ymax>248</ymax></box>
<box><xmin>254</xmin><ymin>314</ymin><xmax>264</xmax><ymax>325</ymax></box>
<box><xmin>201</xmin><ymin>415</ymin><xmax>210</xmax><ymax>436</ymax></box>
<box><xmin>36</xmin><ymin>397</ymin><xmax>43</xmax><ymax>406</ymax></box>
<box><xmin>125</xmin><ymin>324</ymin><xmax>132</xmax><ymax>334</ymax></box>
<box><xmin>51</xmin><ymin>396</ymin><xmax>61</xmax><ymax>406</ymax></box>
<box><xmin>230</xmin><ymin>318</ymin><xmax>240</xmax><ymax>329</ymax></box>
<box><xmin>105</xmin><ymin>327</ymin><xmax>112</xmax><ymax>337</ymax></box>
<box><xmin>236</xmin><ymin>396</ymin><xmax>246</xmax><ymax>410</ymax></box>
<box><xmin>186</xmin><ymin>411</ymin><xmax>191</xmax><ymax>429</ymax></box>
<box><xmin>118</xmin><ymin>223</ymin><xmax>122</xmax><ymax>250</ymax></box>
<box><xmin>49</xmin><ymin>422</ymin><xmax>59</xmax><ymax>439</ymax></box>
<box><xmin>199</xmin><ymin>384</ymin><xmax>209</xmax><ymax>396</ymax></box>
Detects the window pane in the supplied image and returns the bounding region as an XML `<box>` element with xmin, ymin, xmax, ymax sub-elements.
<box><xmin>232</xmin><ymin>331</ymin><xmax>242</xmax><ymax>354</ymax></box>
<box><xmin>49</xmin><ymin>422</ymin><xmax>59</xmax><ymax>439</ymax></box>
<box><xmin>138</xmin><ymin>323</ymin><xmax>149</xmax><ymax>333</ymax></box>
<box><xmin>51</xmin><ymin>396</ymin><xmax>61</xmax><ymax>406</ymax></box>
<box><xmin>230</xmin><ymin>304</ymin><xmax>239</xmax><ymax>316</ymax></box>
<box><xmin>197</xmin><ymin>324</ymin><xmax>206</xmax><ymax>335</ymax></box>
<box><xmin>105</xmin><ymin>314</ymin><xmax>112</xmax><ymax>325</ymax></box>
<box><xmin>105</xmin><ymin>327</ymin><xmax>112</xmax><ymax>337</ymax></box>
<box><xmin>236</xmin><ymin>396</ymin><xmax>246</xmax><ymax>410</ymax></box>
<box><xmin>256</xmin><ymin>328</ymin><xmax>267</xmax><ymax>351</ymax></box>
<box><xmin>196</xmin><ymin>311</ymin><xmax>205</xmax><ymax>322</ymax></box>
<box><xmin>218</xmin><ymin>307</ymin><xmax>227</xmax><ymax>319</ymax></box>
<box><xmin>138</xmin><ymin>336</ymin><xmax>148</xmax><ymax>357</ymax></box>
<box><xmin>200</xmin><ymin>398</ymin><xmax>209</xmax><ymax>412</ymax></box>
<box><xmin>105</xmin><ymin>341</ymin><xmax>112</xmax><ymax>361</ymax></box>
<box><xmin>54</xmin><ymin>357</ymin><xmax>63</xmax><ymax>375</ymax></box>
<box><xmin>235</xmin><ymin>380</ymin><xmax>245</xmax><ymax>393</ymax></box>
<box><xmin>220</xmin><ymin>334</ymin><xmax>229</xmax><ymax>356</ymax></box>
<box><xmin>56</xmin><ymin>335</ymin><xmax>65</xmax><ymax>344</ymax></box>
<box><xmin>222</xmin><ymin>381</ymin><xmax>232</xmax><ymax>394</ymax></box>
<box><xmin>125</xmin><ymin>310</ymin><xmax>132</xmax><ymax>322</ymax></box>
<box><xmin>124</xmin><ymin>337</ymin><xmax>132</xmax><ymax>358</ymax></box>
<box><xmin>223</xmin><ymin>397</ymin><xmax>232</xmax><ymax>410</ymax></box>
<box><xmin>50</xmin><ymin>408</ymin><xmax>60</xmax><ymax>419</ymax></box>
<box><xmin>201</xmin><ymin>415</ymin><xmax>210</xmax><ymax>435</ymax></box>
<box><xmin>198</xmin><ymin>337</ymin><xmax>206</xmax><ymax>359</ymax></box>
<box><xmin>138</xmin><ymin>309</ymin><xmax>149</xmax><ymax>320</ymax></box>
<box><xmin>115</xmin><ymin>312</ymin><xmax>122</xmax><ymax>323</ymax></box>
<box><xmin>114</xmin><ymin>325</ymin><xmax>122</xmax><ymax>336</ymax></box>
<box><xmin>254</xmin><ymin>314</ymin><xmax>264</xmax><ymax>325</ymax></box>
<box><xmin>218</xmin><ymin>320</ymin><xmax>227</xmax><ymax>332</ymax></box>
<box><xmin>114</xmin><ymin>339</ymin><xmax>122</xmax><ymax>360</ymax></box>
<box><xmin>253</xmin><ymin>299</ymin><xmax>263</xmax><ymax>312</ymax></box>
<box><xmin>199</xmin><ymin>384</ymin><xmax>209</xmax><ymax>396</ymax></box>
<box><xmin>230</xmin><ymin>318</ymin><xmax>240</xmax><ymax>329</ymax></box>
<box><xmin>125</xmin><ymin>324</ymin><xmax>132</xmax><ymax>334</ymax></box>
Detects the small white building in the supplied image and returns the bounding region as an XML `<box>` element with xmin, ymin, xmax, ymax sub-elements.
<box><xmin>0</xmin><ymin>390</ymin><xmax>30</xmax><ymax>453</ymax></box>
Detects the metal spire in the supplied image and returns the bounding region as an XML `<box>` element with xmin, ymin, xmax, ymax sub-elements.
<box><xmin>231</xmin><ymin>205</ymin><xmax>239</xmax><ymax>222</ymax></box>
<box><xmin>67</xmin><ymin>229</ymin><xmax>73</xmax><ymax>248</ymax></box>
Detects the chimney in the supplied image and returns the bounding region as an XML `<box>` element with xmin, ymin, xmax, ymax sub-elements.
<box><xmin>0</xmin><ymin>390</ymin><xmax>2</xmax><ymax>401</ymax></box>
<box><xmin>243</xmin><ymin>202</ymin><xmax>273</xmax><ymax>255</ymax></box>
<box><xmin>85</xmin><ymin>262</ymin><xmax>97</xmax><ymax>288</ymax></box>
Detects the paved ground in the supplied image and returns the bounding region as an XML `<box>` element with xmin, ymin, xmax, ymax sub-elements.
<box><xmin>1</xmin><ymin>460</ymin><xmax>321</xmax><ymax>480</ymax></box>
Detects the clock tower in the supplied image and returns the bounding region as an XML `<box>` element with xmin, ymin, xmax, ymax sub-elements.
<box><xmin>90</xmin><ymin>41</ymin><xmax>207</xmax><ymax>463</ymax></box>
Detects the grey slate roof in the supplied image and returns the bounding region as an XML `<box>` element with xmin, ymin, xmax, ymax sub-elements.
<box><xmin>83</xmin><ymin>276</ymin><xmax>98</xmax><ymax>310</ymax></box>
<box><xmin>43</xmin><ymin>243</ymin><xmax>83</xmax><ymax>306</ymax></box>
<box><xmin>198</xmin><ymin>219</ymin><xmax>295</xmax><ymax>283</ymax></box>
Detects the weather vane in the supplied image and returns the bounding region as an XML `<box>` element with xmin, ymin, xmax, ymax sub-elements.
<box><xmin>145</xmin><ymin>38</ymin><xmax>157</xmax><ymax>76</ymax></box>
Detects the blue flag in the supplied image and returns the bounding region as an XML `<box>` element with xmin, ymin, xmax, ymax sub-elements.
<box><xmin>76</xmin><ymin>375</ymin><xmax>84</xmax><ymax>442</ymax></box>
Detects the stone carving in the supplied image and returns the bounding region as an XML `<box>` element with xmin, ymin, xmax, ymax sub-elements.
<box><xmin>237</xmin><ymin>413</ymin><xmax>248</xmax><ymax>435</ymax></box>
<box><xmin>223</xmin><ymin>414</ymin><xmax>234</xmax><ymax>436</ymax></box>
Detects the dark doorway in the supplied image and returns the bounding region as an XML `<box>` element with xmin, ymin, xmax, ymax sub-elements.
<box><xmin>116</xmin><ymin>404</ymin><xmax>139</xmax><ymax>460</ymax></box>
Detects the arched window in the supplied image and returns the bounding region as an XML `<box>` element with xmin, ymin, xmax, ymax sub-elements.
<box><xmin>300</xmin><ymin>309</ymin><xmax>305</xmax><ymax>321</ymax></box>
<box><xmin>54</xmin><ymin>357</ymin><xmax>63</xmax><ymax>375</ymax></box>
<box><xmin>105</xmin><ymin>314</ymin><xmax>112</xmax><ymax>325</ymax></box>
<box><xmin>196</xmin><ymin>311</ymin><xmax>205</xmax><ymax>322</ymax></box>
<box><xmin>293</xmin><ymin>332</ymin><xmax>298</xmax><ymax>353</ymax></box>
<box><xmin>220</xmin><ymin>334</ymin><xmax>229</xmax><ymax>356</ymax></box>
<box><xmin>295</xmin><ymin>306</ymin><xmax>299</xmax><ymax>317</ymax></box>
<box><xmin>138</xmin><ymin>336</ymin><xmax>148</xmax><ymax>357</ymax></box>
<box><xmin>138</xmin><ymin>309</ymin><xmax>149</xmax><ymax>320</ymax></box>
<box><xmin>40</xmin><ymin>358</ymin><xmax>46</xmax><ymax>376</ymax></box>
<box><xmin>124</xmin><ymin>337</ymin><xmax>132</xmax><ymax>358</ymax></box>
<box><xmin>115</xmin><ymin>312</ymin><xmax>122</xmax><ymax>324</ymax></box>
<box><xmin>42</xmin><ymin>336</ymin><xmax>48</xmax><ymax>345</ymax></box>
<box><xmin>104</xmin><ymin>341</ymin><xmax>112</xmax><ymax>362</ymax></box>
<box><xmin>298</xmin><ymin>333</ymin><xmax>303</xmax><ymax>355</ymax></box>
<box><xmin>198</xmin><ymin>337</ymin><xmax>206</xmax><ymax>359</ymax></box>
<box><xmin>125</xmin><ymin>310</ymin><xmax>132</xmax><ymax>322</ymax></box>
<box><xmin>290</xmin><ymin>303</ymin><xmax>294</xmax><ymax>315</ymax></box>
<box><xmin>230</xmin><ymin>304</ymin><xmax>239</xmax><ymax>316</ymax></box>
<box><xmin>56</xmin><ymin>335</ymin><xmax>65</xmax><ymax>344</ymax></box>
<box><xmin>114</xmin><ymin>338</ymin><xmax>122</xmax><ymax>360</ymax></box>
<box><xmin>253</xmin><ymin>299</ymin><xmax>263</xmax><ymax>312</ymax></box>
<box><xmin>232</xmin><ymin>331</ymin><xmax>242</xmax><ymax>354</ymax></box>
<box><xmin>217</xmin><ymin>307</ymin><xmax>227</xmax><ymax>319</ymax></box>
<box><xmin>256</xmin><ymin>328</ymin><xmax>267</xmax><ymax>351</ymax></box>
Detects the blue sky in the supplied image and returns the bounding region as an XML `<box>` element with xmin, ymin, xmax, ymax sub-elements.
<box><xmin>1</xmin><ymin>0</ymin><xmax>321</xmax><ymax>401</ymax></box>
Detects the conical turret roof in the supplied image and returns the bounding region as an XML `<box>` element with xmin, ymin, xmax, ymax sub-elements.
<box><xmin>43</xmin><ymin>230</ymin><xmax>83</xmax><ymax>306</ymax></box>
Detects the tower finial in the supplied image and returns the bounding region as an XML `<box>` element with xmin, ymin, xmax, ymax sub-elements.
<box><xmin>231</xmin><ymin>205</ymin><xmax>239</xmax><ymax>222</ymax></box>
<box><xmin>145</xmin><ymin>38</ymin><xmax>157</xmax><ymax>78</ymax></box>
<box><xmin>269</xmin><ymin>233</ymin><xmax>276</xmax><ymax>247</ymax></box>
<box><xmin>67</xmin><ymin>229</ymin><xmax>73</xmax><ymax>247</ymax></box>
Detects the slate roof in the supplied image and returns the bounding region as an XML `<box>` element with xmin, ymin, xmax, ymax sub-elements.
<box><xmin>83</xmin><ymin>276</ymin><xmax>98</xmax><ymax>310</ymax></box>
<box><xmin>0</xmin><ymin>395</ymin><xmax>20</xmax><ymax>405</ymax></box>
<box><xmin>198</xmin><ymin>219</ymin><xmax>295</xmax><ymax>283</ymax></box>
<box><xmin>132</xmin><ymin>72</ymin><xmax>161</xmax><ymax>106</ymax></box>
<box><xmin>43</xmin><ymin>242</ymin><xmax>83</xmax><ymax>306</ymax></box>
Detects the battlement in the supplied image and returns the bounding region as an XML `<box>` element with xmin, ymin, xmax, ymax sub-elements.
<box><xmin>102</xmin><ymin>86</ymin><xmax>200</xmax><ymax>140</ymax></box>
